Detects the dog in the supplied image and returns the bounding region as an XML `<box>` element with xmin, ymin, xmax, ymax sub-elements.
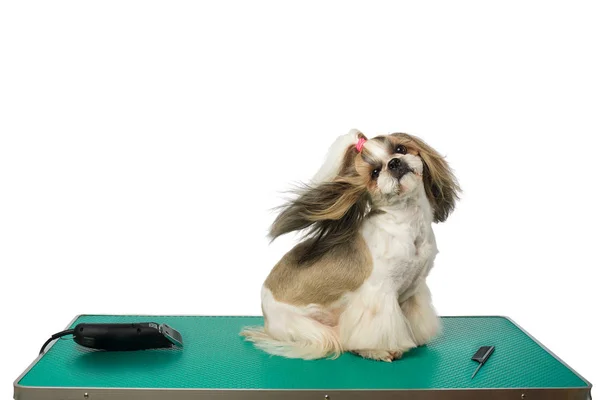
<box><xmin>241</xmin><ymin>129</ymin><xmax>460</xmax><ymax>362</ymax></box>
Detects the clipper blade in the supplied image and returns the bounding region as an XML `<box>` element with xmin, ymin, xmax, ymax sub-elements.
<box><xmin>160</xmin><ymin>324</ymin><xmax>183</xmax><ymax>348</ymax></box>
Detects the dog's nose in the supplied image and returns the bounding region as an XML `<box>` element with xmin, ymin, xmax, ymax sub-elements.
<box><xmin>387</xmin><ymin>158</ymin><xmax>411</xmax><ymax>179</ymax></box>
<box><xmin>388</xmin><ymin>158</ymin><xmax>401</xmax><ymax>170</ymax></box>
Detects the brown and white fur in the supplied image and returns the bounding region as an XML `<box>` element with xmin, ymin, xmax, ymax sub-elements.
<box><xmin>241</xmin><ymin>129</ymin><xmax>460</xmax><ymax>362</ymax></box>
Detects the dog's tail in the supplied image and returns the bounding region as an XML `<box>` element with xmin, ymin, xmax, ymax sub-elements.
<box><xmin>240</xmin><ymin>322</ymin><xmax>342</xmax><ymax>360</ymax></box>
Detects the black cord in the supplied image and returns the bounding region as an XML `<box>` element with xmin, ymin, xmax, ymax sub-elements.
<box><xmin>39</xmin><ymin>329</ymin><xmax>75</xmax><ymax>355</ymax></box>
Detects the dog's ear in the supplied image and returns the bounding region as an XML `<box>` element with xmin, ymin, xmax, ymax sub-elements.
<box><xmin>270</xmin><ymin>130</ymin><xmax>369</xmax><ymax>264</ymax></box>
<box><xmin>394</xmin><ymin>133</ymin><xmax>460</xmax><ymax>222</ymax></box>
<box><xmin>270</xmin><ymin>180</ymin><xmax>369</xmax><ymax>264</ymax></box>
<box><xmin>416</xmin><ymin>139</ymin><xmax>461</xmax><ymax>223</ymax></box>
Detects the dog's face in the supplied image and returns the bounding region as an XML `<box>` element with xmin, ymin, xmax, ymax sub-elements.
<box><xmin>339</xmin><ymin>133</ymin><xmax>458</xmax><ymax>219</ymax></box>
<box><xmin>270</xmin><ymin>130</ymin><xmax>460</xmax><ymax>264</ymax></box>
<box><xmin>351</xmin><ymin>134</ymin><xmax>426</xmax><ymax>204</ymax></box>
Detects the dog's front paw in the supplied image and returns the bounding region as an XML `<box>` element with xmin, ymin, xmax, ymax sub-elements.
<box><xmin>401</xmin><ymin>283</ymin><xmax>441</xmax><ymax>346</ymax></box>
<box><xmin>352</xmin><ymin>349</ymin><xmax>403</xmax><ymax>362</ymax></box>
<box><xmin>411</xmin><ymin>314</ymin><xmax>441</xmax><ymax>346</ymax></box>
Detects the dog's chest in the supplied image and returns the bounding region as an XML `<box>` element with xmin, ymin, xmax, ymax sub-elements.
<box><xmin>361</xmin><ymin>210</ymin><xmax>430</xmax><ymax>292</ymax></box>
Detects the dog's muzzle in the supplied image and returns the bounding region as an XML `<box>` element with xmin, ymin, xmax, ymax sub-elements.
<box><xmin>387</xmin><ymin>158</ymin><xmax>412</xmax><ymax>180</ymax></box>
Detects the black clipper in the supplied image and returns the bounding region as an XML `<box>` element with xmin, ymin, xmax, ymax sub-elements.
<box><xmin>73</xmin><ymin>322</ymin><xmax>183</xmax><ymax>351</ymax></box>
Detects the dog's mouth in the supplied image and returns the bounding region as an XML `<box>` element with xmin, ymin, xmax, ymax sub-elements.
<box><xmin>397</xmin><ymin>170</ymin><xmax>419</xmax><ymax>181</ymax></box>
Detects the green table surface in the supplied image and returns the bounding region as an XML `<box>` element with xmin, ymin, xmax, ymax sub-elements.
<box><xmin>18</xmin><ymin>315</ymin><xmax>588</xmax><ymax>390</ymax></box>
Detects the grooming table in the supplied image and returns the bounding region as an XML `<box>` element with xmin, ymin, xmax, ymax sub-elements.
<box><xmin>14</xmin><ymin>315</ymin><xmax>591</xmax><ymax>400</ymax></box>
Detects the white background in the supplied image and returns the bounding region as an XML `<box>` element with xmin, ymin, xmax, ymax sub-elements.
<box><xmin>1</xmin><ymin>1</ymin><xmax>598</xmax><ymax>397</ymax></box>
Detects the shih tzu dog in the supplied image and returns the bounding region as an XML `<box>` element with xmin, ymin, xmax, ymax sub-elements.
<box><xmin>241</xmin><ymin>129</ymin><xmax>460</xmax><ymax>362</ymax></box>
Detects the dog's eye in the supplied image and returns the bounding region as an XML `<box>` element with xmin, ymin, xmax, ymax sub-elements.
<box><xmin>395</xmin><ymin>145</ymin><xmax>408</xmax><ymax>154</ymax></box>
<box><xmin>371</xmin><ymin>169</ymin><xmax>380</xmax><ymax>180</ymax></box>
